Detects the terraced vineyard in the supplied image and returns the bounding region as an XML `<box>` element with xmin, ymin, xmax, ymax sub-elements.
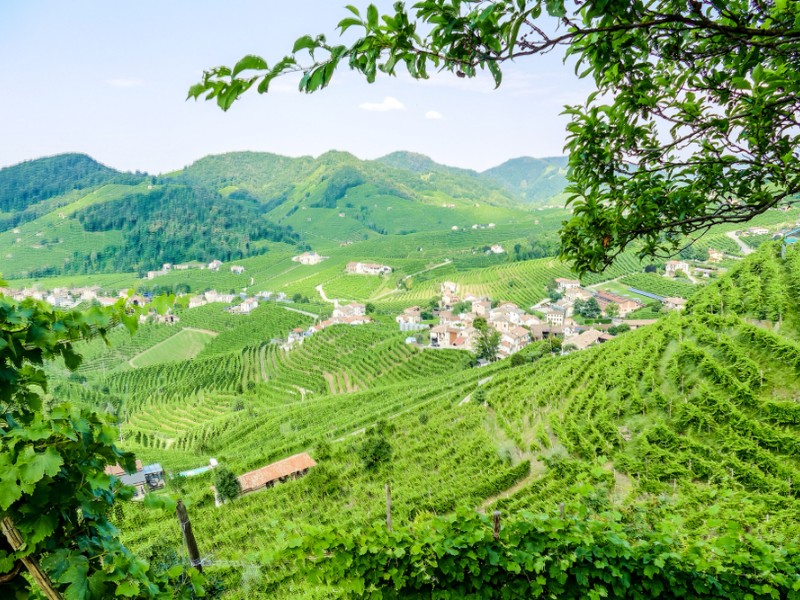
<box><xmin>619</xmin><ymin>273</ymin><xmax>702</xmax><ymax>298</ymax></box>
<box><xmin>105</xmin><ymin>243</ymin><xmax>800</xmax><ymax>599</ymax></box>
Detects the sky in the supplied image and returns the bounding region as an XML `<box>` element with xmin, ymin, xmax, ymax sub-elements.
<box><xmin>0</xmin><ymin>1</ymin><xmax>593</xmax><ymax>174</ymax></box>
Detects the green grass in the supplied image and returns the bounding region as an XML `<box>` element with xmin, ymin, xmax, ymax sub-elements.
<box><xmin>129</xmin><ymin>328</ymin><xmax>216</xmax><ymax>368</ymax></box>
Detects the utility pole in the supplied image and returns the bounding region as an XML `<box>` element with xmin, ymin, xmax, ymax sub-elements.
<box><xmin>176</xmin><ymin>500</ymin><xmax>203</xmax><ymax>572</ymax></box>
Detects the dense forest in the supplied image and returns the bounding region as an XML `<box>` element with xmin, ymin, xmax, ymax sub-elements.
<box><xmin>65</xmin><ymin>186</ymin><xmax>298</xmax><ymax>275</ymax></box>
<box><xmin>0</xmin><ymin>153</ymin><xmax>143</xmax><ymax>232</ymax></box>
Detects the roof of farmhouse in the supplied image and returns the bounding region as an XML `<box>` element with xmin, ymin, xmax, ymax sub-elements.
<box><xmin>237</xmin><ymin>453</ymin><xmax>317</xmax><ymax>492</ymax></box>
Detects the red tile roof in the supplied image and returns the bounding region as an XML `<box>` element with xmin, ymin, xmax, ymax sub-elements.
<box><xmin>238</xmin><ymin>453</ymin><xmax>317</xmax><ymax>493</ymax></box>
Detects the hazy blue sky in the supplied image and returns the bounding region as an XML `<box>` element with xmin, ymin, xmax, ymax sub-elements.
<box><xmin>0</xmin><ymin>1</ymin><xmax>592</xmax><ymax>173</ymax></box>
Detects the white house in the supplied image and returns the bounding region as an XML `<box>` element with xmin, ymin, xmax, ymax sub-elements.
<box><xmin>208</xmin><ymin>260</ymin><xmax>223</xmax><ymax>271</ymax></box>
<box><xmin>292</xmin><ymin>252</ymin><xmax>328</xmax><ymax>265</ymax></box>
<box><xmin>346</xmin><ymin>262</ymin><xmax>392</xmax><ymax>276</ymax></box>
<box><xmin>230</xmin><ymin>265</ymin><xmax>245</xmax><ymax>275</ymax></box>
<box><xmin>555</xmin><ymin>278</ymin><xmax>581</xmax><ymax>293</ymax></box>
<box><xmin>665</xmin><ymin>260</ymin><xmax>690</xmax><ymax>277</ymax></box>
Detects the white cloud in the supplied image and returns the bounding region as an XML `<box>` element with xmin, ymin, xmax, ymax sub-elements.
<box><xmin>105</xmin><ymin>78</ymin><xmax>144</xmax><ymax>88</ymax></box>
<box><xmin>425</xmin><ymin>110</ymin><xmax>443</xmax><ymax>120</ymax></box>
<box><xmin>359</xmin><ymin>96</ymin><xmax>406</xmax><ymax>112</ymax></box>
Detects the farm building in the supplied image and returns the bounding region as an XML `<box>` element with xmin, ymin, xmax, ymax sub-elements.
<box><xmin>346</xmin><ymin>262</ymin><xmax>392</xmax><ymax>275</ymax></box>
<box><xmin>665</xmin><ymin>260</ymin><xmax>690</xmax><ymax>277</ymax></box>
<box><xmin>230</xmin><ymin>265</ymin><xmax>245</xmax><ymax>275</ymax></box>
<box><xmin>663</xmin><ymin>297</ymin><xmax>687</xmax><ymax>311</ymax></box>
<box><xmin>555</xmin><ymin>278</ymin><xmax>581</xmax><ymax>293</ymax></box>
<box><xmin>105</xmin><ymin>461</ymin><xmax>165</xmax><ymax>499</ymax></box>
<box><xmin>238</xmin><ymin>453</ymin><xmax>317</xmax><ymax>494</ymax></box>
<box><xmin>593</xmin><ymin>290</ymin><xmax>641</xmax><ymax>317</ymax></box>
<box><xmin>292</xmin><ymin>251</ymin><xmax>328</xmax><ymax>265</ymax></box>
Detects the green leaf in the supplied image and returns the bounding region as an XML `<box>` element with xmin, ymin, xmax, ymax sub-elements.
<box><xmin>0</xmin><ymin>465</ymin><xmax>22</xmax><ymax>510</ymax></box>
<box><xmin>115</xmin><ymin>580</ymin><xmax>140</xmax><ymax>596</ymax></box>
<box><xmin>18</xmin><ymin>446</ymin><xmax>63</xmax><ymax>486</ymax></box>
<box><xmin>367</xmin><ymin>4</ymin><xmax>379</xmax><ymax>29</ymax></box>
<box><xmin>232</xmin><ymin>54</ymin><xmax>268</xmax><ymax>77</ymax></box>
<box><xmin>293</xmin><ymin>35</ymin><xmax>317</xmax><ymax>54</ymax></box>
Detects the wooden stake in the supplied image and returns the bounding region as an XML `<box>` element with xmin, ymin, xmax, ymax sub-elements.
<box><xmin>1</xmin><ymin>517</ymin><xmax>62</xmax><ymax>599</ymax></box>
<box><xmin>176</xmin><ymin>500</ymin><xmax>203</xmax><ymax>572</ymax></box>
<box><xmin>559</xmin><ymin>503</ymin><xmax>565</xmax><ymax>519</ymax></box>
<box><xmin>492</xmin><ymin>511</ymin><xmax>501</xmax><ymax>540</ymax></box>
<box><xmin>385</xmin><ymin>484</ymin><xmax>393</xmax><ymax>533</ymax></box>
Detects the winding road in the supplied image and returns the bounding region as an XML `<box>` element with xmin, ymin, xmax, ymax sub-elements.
<box><xmin>726</xmin><ymin>230</ymin><xmax>754</xmax><ymax>256</ymax></box>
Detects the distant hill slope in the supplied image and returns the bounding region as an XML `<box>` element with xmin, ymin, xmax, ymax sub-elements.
<box><xmin>0</xmin><ymin>153</ymin><xmax>141</xmax><ymax>232</ymax></box>
<box><xmin>482</xmin><ymin>156</ymin><xmax>569</xmax><ymax>205</ymax></box>
<box><xmin>98</xmin><ymin>243</ymin><xmax>800</xmax><ymax>599</ymax></box>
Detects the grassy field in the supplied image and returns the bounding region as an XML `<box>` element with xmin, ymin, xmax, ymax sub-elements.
<box><xmin>129</xmin><ymin>328</ymin><xmax>217</xmax><ymax>368</ymax></box>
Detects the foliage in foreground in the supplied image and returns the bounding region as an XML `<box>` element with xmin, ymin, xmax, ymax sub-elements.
<box><xmin>0</xmin><ymin>294</ymin><xmax>206</xmax><ymax>598</ymax></box>
<box><xmin>281</xmin><ymin>500</ymin><xmax>800</xmax><ymax>599</ymax></box>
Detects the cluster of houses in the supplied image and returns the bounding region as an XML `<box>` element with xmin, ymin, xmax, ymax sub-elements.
<box><xmin>285</xmin><ymin>301</ymin><xmax>372</xmax><ymax>348</ymax></box>
<box><xmin>188</xmin><ymin>289</ymin><xmax>289</xmax><ymax>313</ymax></box>
<box><xmin>544</xmin><ymin>278</ymin><xmax>642</xmax><ymax>326</ymax></box>
<box><xmin>0</xmin><ymin>285</ymin><xmax>132</xmax><ymax>310</ymax></box>
<box><xmin>145</xmin><ymin>259</ymin><xmax>235</xmax><ymax>280</ymax></box>
<box><xmin>393</xmin><ymin>280</ymin><xmax>668</xmax><ymax>358</ymax></box>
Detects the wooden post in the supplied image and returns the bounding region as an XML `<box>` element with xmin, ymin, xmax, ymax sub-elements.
<box><xmin>1</xmin><ymin>517</ymin><xmax>62</xmax><ymax>599</ymax></box>
<box><xmin>559</xmin><ymin>503</ymin><xmax>565</xmax><ymax>519</ymax></box>
<box><xmin>492</xmin><ymin>511</ymin><xmax>501</xmax><ymax>540</ymax></box>
<box><xmin>385</xmin><ymin>484</ymin><xmax>393</xmax><ymax>533</ymax></box>
<box><xmin>176</xmin><ymin>500</ymin><xmax>203</xmax><ymax>572</ymax></box>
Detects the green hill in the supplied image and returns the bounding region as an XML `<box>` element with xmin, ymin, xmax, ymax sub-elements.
<box><xmin>482</xmin><ymin>155</ymin><xmax>570</xmax><ymax>205</ymax></box>
<box><xmin>0</xmin><ymin>153</ymin><xmax>142</xmax><ymax>233</ymax></box>
<box><xmin>39</xmin><ymin>242</ymin><xmax>796</xmax><ymax>598</ymax></box>
<box><xmin>0</xmin><ymin>151</ymin><xmax>541</xmax><ymax>279</ymax></box>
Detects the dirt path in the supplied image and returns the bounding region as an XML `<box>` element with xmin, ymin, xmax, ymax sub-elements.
<box><xmin>726</xmin><ymin>230</ymin><xmax>755</xmax><ymax>256</ymax></box>
<box><xmin>399</xmin><ymin>259</ymin><xmax>452</xmax><ymax>283</ymax></box>
<box><xmin>182</xmin><ymin>327</ymin><xmax>219</xmax><ymax>336</ymax></box>
<box><xmin>280</xmin><ymin>305</ymin><xmax>319</xmax><ymax>319</ymax></box>
<box><xmin>459</xmin><ymin>375</ymin><xmax>494</xmax><ymax>405</ymax></box>
<box><xmin>315</xmin><ymin>284</ymin><xmax>337</xmax><ymax>306</ymax></box>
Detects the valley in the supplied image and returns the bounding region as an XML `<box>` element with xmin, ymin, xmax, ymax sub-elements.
<box><xmin>2</xmin><ymin>153</ymin><xmax>799</xmax><ymax>598</ymax></box>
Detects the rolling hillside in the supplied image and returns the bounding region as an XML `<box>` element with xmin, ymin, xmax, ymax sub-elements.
<box><xmin>41</xmin><ymin>241</ymin><xmax>799</xmax><ymax>598</ymax></box>
<box><xmin>0</xmin><ymin>151</ymin><xmax>564</xmax><ymax>280</ymax></box>
<box><xmin>482</xmin><ymin>156</ymin><xmax>570</xmax><ymax>205</ymax></box>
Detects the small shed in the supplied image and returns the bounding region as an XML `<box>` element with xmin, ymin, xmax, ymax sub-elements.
<box><xmin>238</xmin><ymin>453</ymin><xmax>317</xmax><ymax>495</ymax></box>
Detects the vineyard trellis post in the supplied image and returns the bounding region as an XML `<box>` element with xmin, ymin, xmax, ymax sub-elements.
<box><xmin>492</xmin><ymin>511</ymin><xmax>501</xmax><ymax>540</ymax></box>
<box><xmin>385</xmin><ymin>484</ymin><xmax>392</xmax><ymax>533</ymax></box>
<box><xmin>1</xmin><ymin>516</ymin><xmax>62</xmax><ymax>599</ymax></box>
<box><xmin>176</xmin><ymin>499</ymin><xmax>203</xmax><ymax>572</ymax></box>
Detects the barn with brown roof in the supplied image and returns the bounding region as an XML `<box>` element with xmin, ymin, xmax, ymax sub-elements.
<box><xmin>237</xmin><ymin>453</ymin><xmax>317</xmax><ymax>494</ymax></box>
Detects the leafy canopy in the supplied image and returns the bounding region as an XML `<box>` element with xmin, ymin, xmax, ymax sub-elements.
<box><xmin>0</xmin><ymin>293</ymin><xmax>205</xmax><ymax>598</ymax></box>
<box><xmin>190</xmin><ymin>0</ymin><xmax>800</xmax><ymax>273</ymax></box>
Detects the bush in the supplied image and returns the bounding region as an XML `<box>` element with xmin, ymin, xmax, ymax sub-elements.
<box><xmin>214</xmin><ymin>467</ymin><xmax>241</xmax><ymax>503</ymax></box>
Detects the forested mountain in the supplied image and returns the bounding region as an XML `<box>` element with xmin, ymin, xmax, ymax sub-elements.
<box><xmin>0</xmin><ymin>153</ymin><xmax>143</xmax><ymax>233</ymax></box>
<box><xmin>483</xmin><ymin>156</ymin><xmax>569</xmax><ymax>204</ymax></box>
<box><xmin>64</xmin><ymin>185</ymin><xmax>299</xmax><ymax>275</ymax></box>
